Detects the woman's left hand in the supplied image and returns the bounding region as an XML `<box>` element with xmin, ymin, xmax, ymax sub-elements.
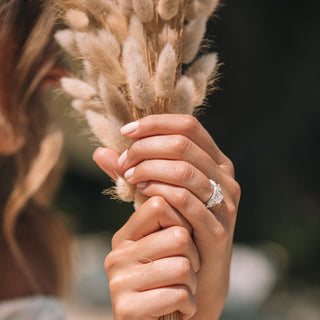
<box><xmin>94</xmin><ymin>114</ymin><xmax>240</xmax><ymax>319</ymax></box>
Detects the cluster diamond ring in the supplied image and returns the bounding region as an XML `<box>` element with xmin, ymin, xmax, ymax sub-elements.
<box><xmin>205</xmin><ymin>179</ymin><xmax>224</xmax><ymax>208</ymax></box>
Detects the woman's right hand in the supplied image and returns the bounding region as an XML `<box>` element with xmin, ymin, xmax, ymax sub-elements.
<box><xmin>105</xmin><ymin>196</ymin><xmax>200</xmax><ymax>320</ymax></box>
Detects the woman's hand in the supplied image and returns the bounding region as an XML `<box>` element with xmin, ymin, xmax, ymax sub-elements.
<box><xmin>105</xmin><ymin>197</ymin><xmax>200</xmax><ymax>319</ymax></box>
<box><xmin>93</xmin><ymin>114</ymin><xmax>240</xmax><ymax>320</ymax></box>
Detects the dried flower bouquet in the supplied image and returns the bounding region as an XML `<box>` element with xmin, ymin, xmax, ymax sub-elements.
<box><xmin>54</xmin><ymin>0</ymin><xmax>220</xmax><ymax>318</ymax></box>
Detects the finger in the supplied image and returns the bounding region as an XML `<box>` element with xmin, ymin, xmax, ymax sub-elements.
<box><xmin>109</xmin><ymin>226</ymin><xmax>200</xmax><ymax>273</ymax></box>
<box><xmin>112</xmin><ymin>196</ymin><xmax>192</xmax><ymax>248</ymax></box>
<box><xmin>93</xmin><ymin>147</ymin><xmax>121</xmax><ymax>180</ymax></box>
<box><xmin>118</xmin><ymin>134</ymin><xmax>222</xmax><ymax>179</ymax></box>
<box><xmin>138</xmin><ymin>182</ymin><xmax>233</xmax><ymax>252</ymax></box>
<box><xmin>110</xmin><ymin>256</ymin><xmax>197</xmax><ymax>295</ymax></box>
<box><xmin>137</xmin><ymin>227</ymin><xmax>200</xmax><ymax>272</ymax></box>
<box><xmin>124</xmin><ymin>159</ymin><xmax>215</xmax><ymax>203</ymax></box>
<box><xmin>120</xmin><ymin>114</ymin><xmax>230</xmax><ymax>167</ymax></box>
<box><xmin>137</xmin><ymin>257</ymin><xmax>197</xmax><ymax>294</ymax></box>
<box><xmin>114</xmin><ymin>286</ymin><xmax>197</xmax><ymax>320</ymax></box>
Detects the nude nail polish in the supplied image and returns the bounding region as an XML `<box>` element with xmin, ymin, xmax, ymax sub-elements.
<box><xmin>121</xmin><ymin>121</ymin><xmax>139</xmax><ymax>135</ymax></box>
<box><xmin>124</xmin><ymin>167</ymin><xmax>135</xmax><ymax>180</ymax></box>
<box><xmin>118</xmin><ymin>149</ymin><xmax>128</xmax><ymax>167</ymax></box>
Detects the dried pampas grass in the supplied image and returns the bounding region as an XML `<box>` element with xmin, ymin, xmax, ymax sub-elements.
<box><xmin>55</xmin><ymin>1</ymin><xmax>220</xmax><ymax>318</ymax></box>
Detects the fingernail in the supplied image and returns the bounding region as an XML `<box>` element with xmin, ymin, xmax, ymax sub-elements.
<box><xmin>118</xmin><ymin>149</ymin><xmax>128</xmax><ymax>167</ymax></box>
<box><xmin>137</xmin><ymin>182</ymin><xmax>147</xmax><ymax>189</ymax></box>
<box><xmin>121</xmin><ymin>121</ymin><xmax>139</xmax><ymax>135</ymax></box>
<box><xmin>124</xmin><ymin>167</ymin><xmax>135</xmax><ymax>180</ymax></box>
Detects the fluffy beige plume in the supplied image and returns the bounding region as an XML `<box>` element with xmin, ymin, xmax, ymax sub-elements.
<box><xmin>84</xmin><ymin>0</ymin><xmax>110</xmax><ymax>16</ymax></box>
<box><xmin>71</xmin><ymin>99</ymin><xmax>103</xmax><ymax>115</ymax></box>
<box><xmin>83</xmin><ymin>61</ymin><xmax>98</xmax><ymax>86</ymax></box>
<box><xmin>191</xmin><ymin>72</ymin><xmax>208</xmax><ymax>106</ymax></box>
<box><xmin>118</xmin><ymin>0</ymin><xmax>133</xmax><ymax>17</ymax></box>
<box><xmin>106</xmin><ymin>12</ymin><xmax>129</xmax><ymax>43</ymax></box>
<box><xmin>115</xmin><ymin>177</ymin><xmax>135</xmax><ymax>202</ymax></box>
<box><xmin>123</xmin><ymin>38</ymin><xmax>155</xmax><ymax>110</ymax></box>
<box><xmin>185</xmin><ymin>53</ymin><xmax>218</xmax><ymax>106</ymax></box>
<box><xmin>61</xmin><ymin>77</ymin><xmax>97</xmax><ymax>101</ymax></box>
<box><xmin>54</xmin><ymin>0</ymin><xmax>86</xmax><ymax>11</ymax></box>
<box><xmin>198</xmin><ymin>0</ymin><xmax>220</xmax><ymax>18</ymax></box>
<box><xmin>132</xmin><ymin>0</ymin><xmax>154</xmax><ymax>22</ymax></box>
<box><xmin>76</xmin><ymin>32</ymin><xmax>125</xmax><ymax>86</ymax></box>
<box><xmin>134</xmin><ymin>189</ymin><xmax>149</xmax><ymax>209</ymax></box>
<box><xmin>98</xmin><ymin>75</ymin><xmax>133</xmax><ymax>123</ymax></box>
<box><xmin>97</xmin><ymin>29</ymin><xmax>121</xmax><ymax>58</ymax></box>
<box><xmin>185</xmin><ymin>53</ymin><xmax>218</xmax><ymax>78</ymax></box>
<box><xmin>186</xmin><ymin>0</ymin><xmax>199</xmax><ymax>21</ymax></box>
<box><xmin>158</xmin><ymin>25</ymin><xmax>176</xmax><ymax>51</ymax></box>
<box><xmin>71</xmin><ymin>99</ymin><xmax>89</xmax><ymax>114</ymax></box>
<box><xmin>54</xmin><ymin>29</ymin><xmax>77</xmax><ymax>56</ymax></box>
<box><xmin>157</xmin><ymin>0</ymin><xmax>179</xmax><ymax>20</ymax></box>
<box><xmin>129</xmin><ymin>15</ymin><xmax>146</xmax><ymax>55</ymax></box>
<box><xmin>86</xmin><ymin>111</ymin><xmax>131</xmax><ymax>153</ymax></box>
<box><xmin>169</xmin><ymin>76</ymin><xmax>195</xmax><ymax>114</ymax></box>
<box><xmin>65</xmin><ymin>9</ymin><xmax>89</xmax><ymax>32</ymax></box>
<box><xmin>182</xmin><ymin>13</ymin><xmax>207</xmax><ymax>64</ymax></box>
<box><xmin>155</xmin><ymin>43</ymin><xmax>176</xmax><ymax>98</ymax></box>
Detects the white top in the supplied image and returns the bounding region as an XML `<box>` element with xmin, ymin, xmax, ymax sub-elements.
<box><xmin>0</xmin><ymin>296</ymin><xmax>65</xmax><ymax>320</ymax></box>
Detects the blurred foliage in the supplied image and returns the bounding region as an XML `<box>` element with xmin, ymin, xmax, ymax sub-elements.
<box><xmin>54</xmin><ymin>0</ymin><xmax>320</xmax><ymax>284</ymax></box>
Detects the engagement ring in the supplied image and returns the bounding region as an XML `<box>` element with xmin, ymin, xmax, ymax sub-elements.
<box><xmin>205</xmin><ymin>179</ymin><xmax>224</xmax><ymax>208</ymax></box>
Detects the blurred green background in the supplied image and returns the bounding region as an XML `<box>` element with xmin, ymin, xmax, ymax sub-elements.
<box><xmin>51</xmin><ymin>0</ymin><xmax>320</xmax><ymax>301</ymax></box>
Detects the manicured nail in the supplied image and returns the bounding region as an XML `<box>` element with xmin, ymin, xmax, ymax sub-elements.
<box><xmin>121</xmin><ymin>121</ymin><xmax>139</xmax><ymax>135</ymax></box>
<box><xmin>118</xmin><ymin>149</ymin><xmax>128</xmax><ymax>167</ymax></box>
<box><xmin>124</xmin><ymin>167</ymin><xmax>135</xmax><ymax>180</ymax></box>
<box><xmin>137</xmin><ymin>182</ymin><xmax>148</xmax><ymax>189</ymax></box>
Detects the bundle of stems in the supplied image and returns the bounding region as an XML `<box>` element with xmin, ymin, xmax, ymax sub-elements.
<box><xmin>54</xmin><ymin>0</ymin><xmax>220</xmax><ymax>318</ymax></box>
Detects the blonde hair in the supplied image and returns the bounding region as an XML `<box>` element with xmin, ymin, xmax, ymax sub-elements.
<box><xmin>0</xmin><ymin>0</ymin><xmax>72</xmax><ymax>297</ymax></box>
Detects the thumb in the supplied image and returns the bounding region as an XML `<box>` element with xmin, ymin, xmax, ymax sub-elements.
<box><xmin>93</xmin><ymin>147</ymin><xmax>124</xmax><ymax>181</ymax></box>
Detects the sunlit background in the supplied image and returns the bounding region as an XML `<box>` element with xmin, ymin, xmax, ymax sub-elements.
<box><xmin>49</xmin><ymin>0</ymin><xmax>320</xmax><ymax>319</ymax></box>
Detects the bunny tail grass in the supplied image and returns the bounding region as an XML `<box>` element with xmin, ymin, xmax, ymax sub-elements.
<box><xmin>155</xmin><ymin>43</ymin><xmax>176</xmax><ymax>99</ymax></box>
<box><xmin>157</xmin><ymin>0</ymin><xmax>179</xmax><ymax>21</ymax></box>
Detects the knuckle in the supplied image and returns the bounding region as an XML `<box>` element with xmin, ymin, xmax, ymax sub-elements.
<box><xmin>227</xmin><ymin>201</ymin><xmax>238</xmax><ymax>217</ymax></box>
<box><xmin>182</xmin><ymin>115</ymin><xmax>200</xmax><ymax>133</ymax></box>
<box><xmin>111</xmin><ymin>231</ymin><xmax>120</xmax><ymax>249</ymax></box>
<box><xmin>175</xmin><ymin>189</ymin><xmax>191</xmax><ymax>208</ymax></box>
<box><xmin>172</xmin><ymin>226</ymin><xmax>191</xmax><ymax>251</ymax></box>
<box><xmin>172</xmin><ymin>135</ymin><xmax>192</xmax><ymax>155</ymax></box>
<box><xmin>175</xmin><ymin>287</ymin><xmax>195</xmax><ymax>310</ymax></box>
<box><xmin>226</xmin><ymin>201</ymin><xmax>239</xmax><ymax>224</ymax></box>
<box><xmin>111</xmin><ymin>230</ymin><xmax>123</xmax><ymax>250</ymax></box>
<box><xmin>176</xmin><ymin>257</ymin><xmax>192</xmax><ymax>278</ymax></box>
<box><xmin>104</xmin><ymin>250</ymin><xmax>121</xmax><ymax>273</ymax></box>
<box><xmin>232</xmin><ymin>180</ymin><xmax>241</xmax><ymax>201</ymax></box>
<box><xmin>224</xmin><ymin>158</ymin><xmax>235</xmax><ymax>177</ymax></box>
<box><xmin>214</xmin><ymin>224</ymin><xmax>228</xmax><ymax>243</ymax></box>
<box><xmin>148</xmin><ymin>196</ymin><xmax>169</xmax><ymax>219</ymax></box>
<box><xmin>113</xmin><ymin>297</ymin><xmax>131</xmax><ymax>320</ymax></box>
<box><xmin>108</xmin><ymin>275</ymin><xmax>123</xmax><ymax>294</ymax></box>
<box><xmin>176</xmin><ymin>162</ymin><xmax>194</xmax><ymax>182</ymax></box>
<box><xmin>148</xmin><ymin>196</ymin><xmax>167</xmax><ymax>212</ymax></box>
<box><xmin>176</xmin><ymin>287</ymin><xmax>191</xmax><ymax>304</ymax></box>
